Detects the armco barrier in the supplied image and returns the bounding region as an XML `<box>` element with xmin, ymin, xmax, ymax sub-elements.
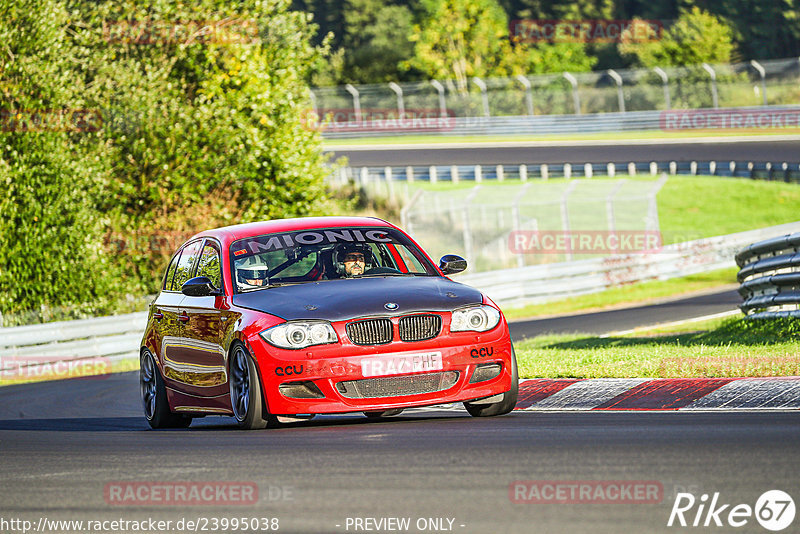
<box><xmin>0</xmin><ymin>312</ymin><xmax>147</xmax><ymax>372</ymax></box>
<box><xmin>318</xmin><ymin>106</ymin><xmax>800</xmax><ymax>139</ymax></box>
<box><xmin>736</xmin><ymin>233</ymin><xmax>800</xmax><ymax>318</ymax></box>
<box><xmin>454</xmin><ymin>222</ymin><xmax>800</xmax><ymax>309</ymax></box>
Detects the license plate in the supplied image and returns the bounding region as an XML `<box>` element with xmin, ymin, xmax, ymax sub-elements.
<box><xmin>360</xmin><ymin>352</ymin><xmax>443</xmax><ymax>378</ymax></box>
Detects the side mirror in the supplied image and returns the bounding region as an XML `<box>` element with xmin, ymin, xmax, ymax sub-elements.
<box><xmin>181</xmin><ymin>276</ymin><xmax>221</xmax><ymax>297</ymax></box>
<box><xmin>439</xmin><ymin>254</ymin><xmax>467</xmax><ymax>275</ymax></box>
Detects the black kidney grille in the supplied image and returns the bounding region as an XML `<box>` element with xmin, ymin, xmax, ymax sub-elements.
<box><xmin>398</xmin><ymin>314</ymin><xmax>442</xmax><ymax>342</ymax></box>
<box><xmin>346</xmin><ymin>318</ymin><xmax>393</xmax><ymax>345</ymax></box>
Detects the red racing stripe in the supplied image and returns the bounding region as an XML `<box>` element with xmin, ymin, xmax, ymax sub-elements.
<box><xmin>515</xmin><ymin>379</ymin><xmax>581</xmax><ymax>409</ymax></box>
<box><xmin>593</xmin><ymin>378</ymin><xmax>740</xmax><ymax>410</ymax></box>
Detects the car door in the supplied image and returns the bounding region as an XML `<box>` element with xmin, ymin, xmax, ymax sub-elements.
<box><xmin>150</xmin><ymin>245</ymin><xmax>190</xmax><ymax>385</ymax></box>
<box><xmin>158</xmin><ymin>239</ymin><xmax>204</xmax><ymax>394</ymax></box>
<box><xmin>173</xmin><ymin>239</ymin><xmax>230</xmax><ymax>399</ymax></box>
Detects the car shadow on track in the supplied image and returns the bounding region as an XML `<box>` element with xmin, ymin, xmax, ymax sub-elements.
<box><xmin>0</xmin><ymin>411</ymin><xmax>473</xmax><ymax>432</ymax></box>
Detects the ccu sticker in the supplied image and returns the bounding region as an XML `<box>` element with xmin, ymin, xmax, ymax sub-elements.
<box><xmin>361</xmin><ymin>352</ymin><xmax>443</xmax><ymax>378</ymax></box>
<box><xmin>470</xmin><ymin>347</ymin><xmax>495</xmax><ymax>358</ymax></box>
<box><xmin>275</xmin><ymin>365</ymin><xmax>304</xmax><ymax>376</ymax></box>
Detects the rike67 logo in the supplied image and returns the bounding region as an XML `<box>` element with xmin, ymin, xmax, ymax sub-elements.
<box><xmin>668</xmin><ymin>490</ymin><xmax>795</xmax><ymax>531</ymax></box>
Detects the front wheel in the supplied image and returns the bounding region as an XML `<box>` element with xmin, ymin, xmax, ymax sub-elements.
<box><xmin>463</xmin><ymin>346</ymin><xmax>518</xmax><ymax>417</ymax></box>
<box><xmin>140</xmin><ymin>349</ymin><xmax>192</xmax><ymax>429</ymax></box>
<box><xmin>229</xmin><ymin>344</ymin><xmax>276</xmax><ymax>430</ymax></box>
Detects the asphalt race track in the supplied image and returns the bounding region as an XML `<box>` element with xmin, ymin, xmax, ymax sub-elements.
<box><xmin>325</xmin><ymin>138</ymin><xmax>800</xmax><ymax>167</ymax></box>
<box><xmin>1</xmin><ymin>289</ymin><xmax>797</xmax><ymax>534</ymax></box>
<box><xmin>509</xmin><ymin>288</ymin><xmax>742</xmax><ymax>339</ymax></box>
<box><xmin>0</xmin><ymin>374</ymin><xmax>798</xmax><ymax>533</ymax></box>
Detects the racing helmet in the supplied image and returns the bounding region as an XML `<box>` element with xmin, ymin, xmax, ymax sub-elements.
<box><xmin>237</xmin><ymin>263</ymin><xmax>269</xmax><ymax>286</ymax></box>
<box><xmin>334</xmin><ymin>243</ymin><xmax>373</xmax><ymax>277</ymax></box>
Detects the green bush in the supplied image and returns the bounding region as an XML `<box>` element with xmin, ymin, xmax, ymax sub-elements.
<box><xmin>0</xmin><ymin>0</ymin><xmax>334</xmax><ymax>324</ymax></box>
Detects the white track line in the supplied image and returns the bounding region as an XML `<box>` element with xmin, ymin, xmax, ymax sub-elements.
<box><xmin>601</xmin><ymin>309</ymin><xmax>742</xmax><ymax>337</ymax></box>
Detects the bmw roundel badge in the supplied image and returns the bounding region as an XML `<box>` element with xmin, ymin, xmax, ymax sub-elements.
<box><xmin>384</xmin><ymin>302</ymin><xmax>399</xmax><ymax>310</ymax></box>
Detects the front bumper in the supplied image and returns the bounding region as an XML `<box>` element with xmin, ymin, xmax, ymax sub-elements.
<box><xmin>248</xmin><ymin>327</ymin><xmax>514</xmax><ymax>415</ymax></box>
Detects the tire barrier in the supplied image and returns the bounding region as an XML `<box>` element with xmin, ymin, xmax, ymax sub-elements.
<box><xmin>736</xmin><ymin>233</ymin><xmax>800</xmax><ymax>318</ymax></box>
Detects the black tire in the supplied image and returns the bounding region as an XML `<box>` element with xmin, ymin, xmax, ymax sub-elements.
<box><xmin>463</xmin><ymin>346</ymin><xmax>519</xmax><ymax>417</ymax></box>
<box><xmin>140</xmin><ymin>349</ymin><xmax>192</xmax><ymax>429</ymax></box>
<box><xmin>363</xmin><ymin>409</ymin><xmax>404</xmax><ymax>418</ymax></box>
<box><xmin>229</xmin><ymin>344</ymin><xmax>276</xmax><ymax>430</ymax></box>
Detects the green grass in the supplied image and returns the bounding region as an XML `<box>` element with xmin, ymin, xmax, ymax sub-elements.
<box><xmin>0</xmin><ymin>357</ymin><xmax>138</xmax><ymax>387</ymax></box>
<box><xmin>515</xmin><ymin>317</ymin><xmax>800</xmax><ymax>378</ymax></box>
<box><xmin>400</xmin><ymin>175</ymin><xmax>800</xmax><ymax>245</ymax></box>
<box><xmin>324</xmin><ymin>129</ymin><xmax>800</xmax><ymax>146</ymax></box>
<box><xmin>503</xmin><ymin>267</ymin><xmax>738</xmax><ymax>320</ymax></box>
<box><xmin>658</xmin><ymin>176</ymin><xmax>800</xmax><ymax>243</ymax></box>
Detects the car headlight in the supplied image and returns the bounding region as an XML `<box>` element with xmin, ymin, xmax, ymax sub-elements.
<box><xmin>450</xmin><ymin>305</ymin><xmax>501</xmax><ymax>332</ymax></box>
<box><xmin>260</xmin><ymin>321</ymin><xmax>338</xmax><ymax>349</ymax></box>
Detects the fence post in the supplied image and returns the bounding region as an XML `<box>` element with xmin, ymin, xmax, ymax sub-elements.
<box><xmin>430</xmin><ymin>80</ymin><xmax>448</xmax><ymax>118</ymax></box>
<box><xmin>406</xmin><ymin>166</ymin><xmax>414</xmax><ymax>183</ymax></box>
<box><xmin>669</xmin><ymin>161</ymin><xmax>677</xmax><ymax>175</ymax></box>
<box><xmin>541</xmin><ymin>164</ymin><xmax>548</xmax><ymax>180</ymax></box>
<box><xmin>520</xmin><ymin>164</ymin><xmax>528</xmax><ymax>182</ymax></box>
<box><xmin>345</xmin><ymin>83</ymin><xmax>362</xmax><ymax>122</ymax></box>
<box><xmin>606</xmin><ymin>180</ymin><xmax>627</xmax><ymax>254</ymax></box>
<box><xmin>584</xmin><ymin>163</ymin><xmax>593</xmax><ymax>178</ymax></box>
<box><xmin>607</xmin><ymin>69</ymin><xmax>625</xmax><ymax>113</ymax></box>
<box><xmin>690</xmin><ymin>161</ymin><xmax>697</xmax><ymax>175</ymax></box>
<box><xmin>628</xmin><ymin>162</ymin><xmax>636</xmax><ymax>176</ymax></box>
<box><xmin>429</xmin><ymin>166</ymin><xmax>438</xmax><ymax>184</ymax></box>
<box><xmin>650</xmin><ymin>162</ymin><xmax>657</xmax><ymax>176</ymax></box>
<box><xmin>384</xmin><ymin>166</ymin><xmax>395</xmax><ymax>202</ymax></box>
<box><xmin>607</xmin><ymin>162</ymin><xmax>615</xmax><ymax>177</ymax></box>
<box><xmin>451</xmin><ymin>165</ymin><xmax>460</xmax><ymax>183</ymax></box>
<box><xmin>360</xmin><ymin>167</ymin><xmax>369</xmax><ymax>187</ymax></box>
<box><xmin>388</xmin><ymin>82</ymin><xmax>405</xmax><ymax>117</ymax></box>
<box><xmin>560</xmin><ymin>181</ymin><xmax>578</xmax><ymax>261</ymax></box>
<box><xmin>653</xmin><ymin>67</ymin><xmax>670</xmax><ymax>110</ymax></box>
<box><xmin>462</xmin><ymin>186</ymin><xmax>481</xmax><ymax>264</ymax></box>
<box><xmin>750</xmin><ymin>60</ymin><xmax>767</xmax><ymax>106</ymax></box>
<box><xmin>512</xmin><ymin>183</ymin><xmax>533</xmax><ymax>268</ymax></box>
<box><xmin>473</xmin><ymin>77</ymin><xmax>490</xmax><ymax>117</ymax></box>
<box><xmin>702</xmin><ymin>63</ymin><xmax>719</xmax><ymax>109</ymax></box>
<box><xmin>564</xmin><ymin>163</ymin><xmax>572</xmax><ymax>179</ymax></box>
<box><xmin>563</xmin><ymin>72</ymin><xmax>581</xmax><ymax>115</ymax></box>
<box><xmin>516</xmin><ymin>75</ymin><xmax>535</xmax><ymax>115</ymax></box>
<box><xmin>309</xmin><ymin>89</ymin><xmax>318</xmax><ymax>116</ymax></box>
<box><xmin>474</xmin><ymin>165</ymin><xmax>482</xmax><ymax>183</ymax></box>
<box><xmin>497</xmin><ymin>165</ymin><xmax>505</xmax><ymax>181</ymax></box>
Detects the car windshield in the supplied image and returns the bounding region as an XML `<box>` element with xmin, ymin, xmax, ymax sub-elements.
<box><xmin>230</xmin><ymin>227</ymin><xmax>438</xmax><ymax>293</ymax></box>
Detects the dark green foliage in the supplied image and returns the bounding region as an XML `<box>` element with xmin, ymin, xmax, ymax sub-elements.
<box><xmin>1</xmin><ymin>0</ymin><xmax>332</xmax><ymax>324</ymax></box>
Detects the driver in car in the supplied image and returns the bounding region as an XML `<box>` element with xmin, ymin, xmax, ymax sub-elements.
<box><xmin>336</xmin><ymin>244</ymin><xmax>368</xmax><ymax>277</ymax></box>
<box><xmin>237</xmin><ymin>263</ymin><xmax>269</xmax><ymax>289</ymax></box>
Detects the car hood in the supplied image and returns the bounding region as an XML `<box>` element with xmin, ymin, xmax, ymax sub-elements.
<box><xmin>231</xmin><ymin>276</ymin><xmax>484</xmax><ymax>322</ymax></box>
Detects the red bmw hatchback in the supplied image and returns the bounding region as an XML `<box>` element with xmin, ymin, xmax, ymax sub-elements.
<box><xmin>139</xmin><ymin>216</ymin><xmax>518</xmax><ymax>429</ymax></box>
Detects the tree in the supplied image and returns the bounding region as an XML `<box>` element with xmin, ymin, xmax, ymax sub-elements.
<box><xmin>618</xmin><ymin>6</ymin><xmax>735</xmax><ymax>67</ymax></box>
<box><xmin>341</xmin><ymin>0</ymin><xmax>416</xmax><ymax>84</ymax></box>
<box><xmin>405</xmin><ymin>0</ymin><xmax>594</xmax><ymax>93</ymax></box>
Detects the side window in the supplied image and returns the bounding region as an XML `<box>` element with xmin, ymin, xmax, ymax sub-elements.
<box><xmin>163</xmin><ymin>252</ymin><xmax>182</xmax><ymax>291</ymax></box>
<box><xmin>196</xmin><ymin>243</ymin><xmax>222</xmax><ymax>290</ymax></box>
<box><xmin>172</xmin><ymin>240</ymin><xmax>204</xmax><ymax>290</ymax></box>
<box><xmin>397</xmin><ymin>245</ymin><xmax>426</xmax><ymax>273</ymax></box>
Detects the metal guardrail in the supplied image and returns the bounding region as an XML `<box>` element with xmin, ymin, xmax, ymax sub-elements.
<box><xmin>455</xmin><ymin>222</ymin><xmax>800</xmax><ymax>309</ymax></box>
<box><xmin>0</xmin><ymin>312</ymin><xmax>147</xmax><ymax>367</ymax></box>
<box><xmin>319</xmin><ymin>105</ymin><xmax>800</xmax><ymax>138</ymax></box>
<box><xmin>736</xmin><ymin>233</ymin><xmax>800</xmax><ymax>318</ymax></box>
<box><xmin>334</xmin><ymin>160</ymin><xmax>800</xmax><ymax>193</ymax></box>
